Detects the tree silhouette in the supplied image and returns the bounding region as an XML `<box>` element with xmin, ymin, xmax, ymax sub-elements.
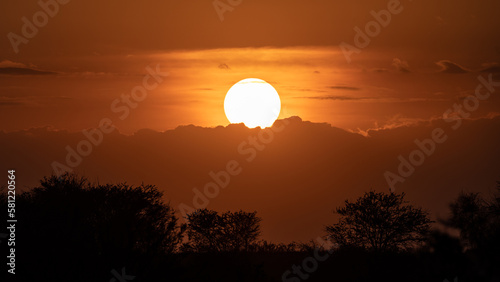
<box><xmin>249</xmin><ymin>240</ymin><xmax>297</xmax><ymax>252</ymax></box>
<box><xmin>443</xmin><ymin>185</ymin><xmax>500</xmax><ymax>251</ymax></box>
<box><xmin>3</xmin><ymin>174</ymin><xmax>500</xmax><ymax>281</ymax></box>
<box><xmin>439</xmin><ymin>184</ymin><xmax>500</xmax><ymax>279</ymax></box>
<box><xmin>326</xmin><ymin>191</ymin><xmax>431</xmax><ymax>252</ymax></box>
<box><xmin>183</xmin><ymin>209</ymin><xmax>261</xmax><ymax>252</ymax></box>
<box><xmin>12</xmin><ymin>174</ymin><xmax>183</xmax><ymax>281</ymax></box>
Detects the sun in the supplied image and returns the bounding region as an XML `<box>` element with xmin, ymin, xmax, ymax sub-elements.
<box><xmin>224</xmin><ymin>78</ymin><xmax>281</xmax><ymax>128</ymax></box>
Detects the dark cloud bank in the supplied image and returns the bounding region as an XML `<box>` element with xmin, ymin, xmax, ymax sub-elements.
<box><xmin>1</xmin><ymin>116</ymin><xmax>500</xmax><ymax>242</ymax></box>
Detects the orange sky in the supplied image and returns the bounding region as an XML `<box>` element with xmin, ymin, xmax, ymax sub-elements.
<box><xmin>0</xmin><ymin>47</ymin><xmax>499</xmax><ymax>134</ymax></box>
<box><xmin>1</xmin><ymin>0</ymin><xmax>500</xmax><ymax>242</ymax></box>
<box><xmin>1</xmin><ymin>0</ymin><xmax>500</xmax><ymax>134</ymax></box>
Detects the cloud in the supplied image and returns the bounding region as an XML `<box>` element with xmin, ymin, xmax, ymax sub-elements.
<box><xmin>371</xmin><ymin>68</ymin><xmax>390</xmax><ymax>73</ymax></box>
<box><xmin>480</xmin><ymin>62</ymin><xmax>500</xmax><ymax>73</ymax></box>
<box><xmin>0</xmin><ymin>96</ymin><xmax>28</xmax><ymax>107</ymax></box>
<box><xmin>218</xmin><ymin>63</ymin><xmax>230</xmax><ymax>70</ymax></box>
<box><xmin>296</xmin><ymin>95</ymin><xmax>447</xmax><ymax>104</ymax></box>
<box><xmin>0</xmin><ymin>95</ymin><xmax>72</xmax><ymax>107</ymax></box>
<box><xmin>367</xmin><ymin>114</ymin><xmax>428</xmax><ymax>133</ymax></box>
<box><xmin>0</xmin><ymin>60</ymin><xmax>57</xmax><ymax>76</ymax></box>
<box><xmin>0</xmin><ymin>60</ymin><xmax>28</xmax><ymax>68</ymax></box>
<box><xmin>328</xmin><ymin>86</ymin><xmax>360</xmax><ymax>91</ymax></box>
<box><xmin>436</xmin><ymin>60</ymin><xmax>470</xmax><ymax>73</ymax></box>
<box><xmin>392</xmin><ymin>58</ymin><xmax>410</xmax><ymax>73</ymax></box>
<box><xmin>2</xmin><ymin>116</ymin><xmax>500</xmax><ymax>242</ymax></box>
<box><xmin>296</xmin><ymin>95</ymin><xmax>369</xmax><ymax>101</ymax></box>
<box><xmin>193</xmin><ymin>88</ymin><xmax>214</xmax><ymax>91</ymax></box>
<box><xmin>0</xmin><ymin>101</ymin><xmax>24</xmax><ymax>106</ymax></box>
<box><xmin>0</xmin><ymin>68</ymin><xmax>58</xmax><ymax>75</ymax></box>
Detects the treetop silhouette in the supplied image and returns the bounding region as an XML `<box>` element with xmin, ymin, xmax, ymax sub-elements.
<box><xmin>326</xmin><ymin>191</ymin><xmax>432</xmax><ymax>251</ymax></box>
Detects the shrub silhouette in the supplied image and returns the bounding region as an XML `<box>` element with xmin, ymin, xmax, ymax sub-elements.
<box><xmin>182</xmin><ymin>209</ymin><xmax>261</xmax><ymax>252</ymax></box>
<box><xmin>435</xmin><ymin>184</ymin><xmax>500</xmax><ymax>280</ymax></box>
<box><xmin>249</xmin><ymin>240</ymin><xmax>298</xmax><ymax>252</ymax></box>
<box><xmin>326</xmin><ymin>191</ymin><xmax>431</xmax><ymax>252</ymax></box>
<box><xmin>3</xmin><ymin>174</ymin><xmax>500</xmax><ymax>281</ymax></box>
<box><xmin>10</xmin><ymin>174</ymin><xmax>183</xmax><ymax>281</ymax></box>
<box><xmin>443</xmin><ymin>187</ymin><xmax>500</xmax><ymax>251</ymax></box>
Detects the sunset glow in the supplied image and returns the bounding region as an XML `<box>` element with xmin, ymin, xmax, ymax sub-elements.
<box><xmin>224</xmin><ymin>78</ymin><xmax>281</xmax><ymax>128</ymax></box>
<box><xmin>2</xmin><ymin>0</ymin><xmax>500</xmax><ymax>280</ymax></box>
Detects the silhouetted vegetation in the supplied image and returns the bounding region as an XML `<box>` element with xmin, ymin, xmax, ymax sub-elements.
<box><xmin>440</xmin><ymin>184</ymin><xmax>500</xmax><ymax>278</ymax></box>
<box><xmin>181</xmin><ymin>209</ymin><xmax>261</xmax><ymax>252</ymax></box>
<box><xmin>1</xmin><ymin>174</ymin><xmax>499</xmax><ymax>281</ymax></box>
<box><xmin>443</xmin><ymin>186</ymin><xmax>500</xmax><ymax>251</ymax></box>
<box><xmin>1</xmin><ymin>174</ymin><xmax>184</xmax><ymax>281</ymax></box>
<box><xmin>326</xmin><ymin>191</ymin><xmax>432</xmax><ymax>252</ymax></box>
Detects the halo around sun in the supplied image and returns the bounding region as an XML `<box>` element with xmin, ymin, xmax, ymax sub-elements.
<box><xmin>224</xmin><ymin>78</ymin><xmax>281</xmax><ymax>128</ymax></box>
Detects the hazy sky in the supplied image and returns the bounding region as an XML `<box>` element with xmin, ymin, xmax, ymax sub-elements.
<box><xmin>1</xmin><ymin>0</ymin><xmax>500</xmax><ymax>243</ymax></box>
<box><xmin>3</xmin><ymin>116</ymin><xmax>500</xmax><ymax>242</ymax></box>
<box><xmin>1</xmin><ymin>0</ymin><xmax>500</xmax><ymax>134</ymax></box>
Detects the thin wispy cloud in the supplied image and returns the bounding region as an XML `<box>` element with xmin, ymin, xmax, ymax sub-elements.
<box><xmin>0</xmin><ymin>95</ymin><xmax>72</xmax><ymax>107</ymax></box>
<box><xmin>296</xmin><ymin>95</ymin><xmax>371</xmax><ymax>101</ymax></box>
<box><xmin>392</xmin><ymin>58</ymin><xmax>411</xmax><ymax>73</ymax></box>
<box><xmin>480</xmin><ymin>63</ymin><xmax>500</xmax><ymax>73</ymax></box>
<box><xmin>436</xmin><ymin>60</ymin><xmax>470</xmax><ymax>73</ymax></box>
<box><xmin>328</xmin><ymin>86</ymin><xmax>361</xmax><ymax>91</ymax></box>
<box><xmin>0</xmin><ymin>60</ymin><xmax>58</xmax><ymax>76</ymax></box>
<box><xmin>0</xmin><ymin>67</ymin><xmax>57</xmax><ymax>76</ymax></box>
<box><xmin>218</xmin><ymin>63</ymin><xmax>231</xmax><ymax>70</ymax></box>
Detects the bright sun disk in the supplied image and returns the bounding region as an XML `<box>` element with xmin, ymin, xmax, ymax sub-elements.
<box><xmin>224</xmin><ymin>78</ymin><xmax>281</xmax><ymax>128</ymax></box>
